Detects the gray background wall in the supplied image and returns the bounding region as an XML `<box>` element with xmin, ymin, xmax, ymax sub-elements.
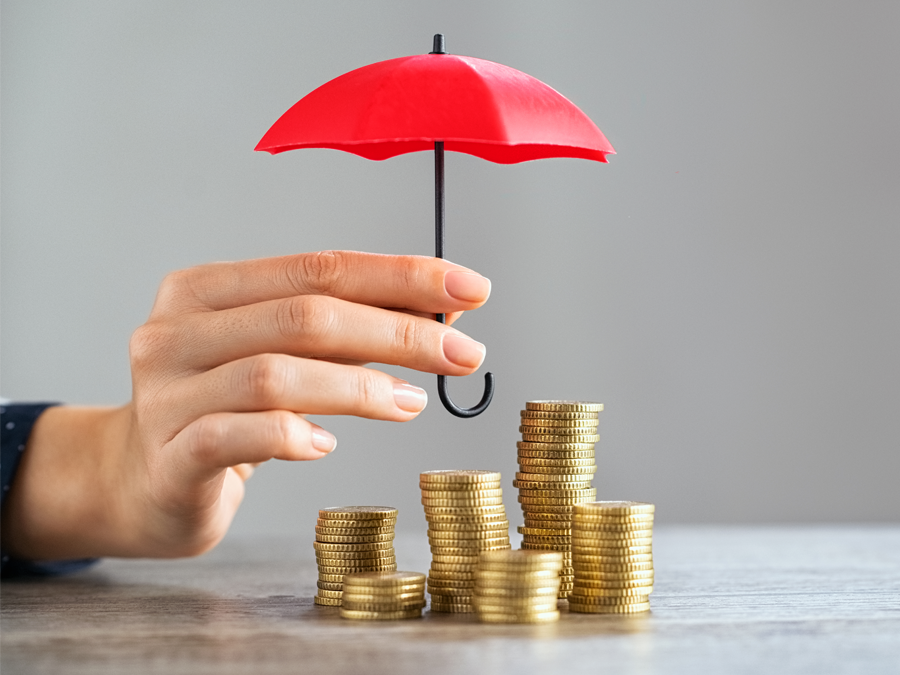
<box><xmin>2</xmin><ymin>1</ymin><xmax>898</xmax><ymax>539</ymax></box>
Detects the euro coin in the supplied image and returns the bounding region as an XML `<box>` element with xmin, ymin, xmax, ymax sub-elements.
<box><xmin>477</xmin><ymin>610</ymin><xmax>560</xmax><ymax>623</ymax></box>
<box><xmin>572</xmin><ymin>522</ymin><xmax>653</xmax><ymax>533</ymax></box>
<box><xmin>518</xmin><ymin>527</ymin><xmax>573</xmax><ymax>536</ymax></box>
<box><xmin>422</xmin><ymin>504</ymin><xmax>506</xmax><ymax>515</ymax></box>
<box><xmin>313</xmin><ymin>541</ymin><xmax>394</xmax><ymax>552</ymax></box>
<box><xmin>569</xmin><ymin>601</ymin><xmax>650</xmax><ymax>614</ymax></box>
<box><xmin>521</xmin><ymin>433</ymin><xmax>600</xmax><ymax>444</ymax></box>
<box><xmin>428</xmin><ymin>520</ymin><xmax>509</xmax><ymax>531</ymax></box>
<box><xmin>313</xmin><ymin>595</ymin><xmax>342</xmax><ymax>606</ymax></box>
<box><xmin>513</xmin><ymin>479</ymin><xmax>593</xmax><ymax>490</ymax></box>
<box><xmin>518</xmin><ymin>456</ymin><xmax>597</xmax><ymax>467</ymax></box>
<box><xmin>575</xmin><ymin>570</ymin><xmax>654</xmax><ymax>581</ymax></box>
<box><xmin>571</xmin><ymin>585</ymin><xmax>653</xmax><ymax>597</ymax></box>
<box><xmin>517</xmin><ymin>448</ymin><xmax>595</xmax><ymax>459</ymax></box>
<box><xmin>525</xmin><ymin>401</ymin><xmax>603</xmax><ymax>413</ymax></box>
<box><xmin>340</xmin><ymin>608</ymin><xmax>422</xmax><ymax>620</ymax></box>
<box><xmin>419</xmin><ymin>480</ymin><xmax>501</xmax><ymax>492</ymax></box>
<box><xmin>319</xmin><ymin>506</ymin><xmax>398</xmax><ymax>520</ymax></box>
<box><xmin>315</xmin><ymin>526</ymin><xmax>396</xmax><ymax>536</ymax></box>
<box><xmin>572</xmin><ymin>561</ymin><xmax>654</xmax><ymax>573</ymax></box>
<box><xmin>519</xmin><ymin>418</ymin><xmax>599</xmax><ymax>428</ymax></box>
<box><xmin>420</xmin><ymin>470</ymin><xmax>502</xmax><ymax>484</ymax></box>
<box><xmin>517</xmin><ymin>472</ymin><xmax>595</xmax><ymax>482</ymax></box>
<box><xmin>430</xmin><ymin>602</ymin><xmax>474</xmax><ymax>613</ymax></box>
<box><xmin>517</xmin><ymin>441</ymin><xmax>596</xmax><ymax>451</ymax></box>
<box><xmin>520</xmin><ymin>409</ymin><xmax>598</xmax><ymax>420</ymax></box>
<box><xmin>574</xmin><ymin>501</ymin><xmax>655</xmax><ymax>516</ymax></box>
<box><xmin>421</xmin><ymin>487</ymin><xmax>504</xmax><ymax>499</ymax></box>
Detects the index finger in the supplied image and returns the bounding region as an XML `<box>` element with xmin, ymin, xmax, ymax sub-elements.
<box><xmin>150</xmin><ymin>251</ymin><xmax>490</xmax><ymax>318</ymax></box>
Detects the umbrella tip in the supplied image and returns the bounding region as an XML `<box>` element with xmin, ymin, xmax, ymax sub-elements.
<box><xmin>430</xmin><ymin>34</ymin><xmax>446</xmax><ymax>54</ymax></box>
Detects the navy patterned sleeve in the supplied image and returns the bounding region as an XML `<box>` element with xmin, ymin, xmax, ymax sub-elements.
<box><xmin>1</xmin><ymin>403</ymin><xmax>98</xmax><ymax>578</ymax></box>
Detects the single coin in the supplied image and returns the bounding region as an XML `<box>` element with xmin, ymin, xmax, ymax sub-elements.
<box><xmin>519</xmin><ymin>495</ymin><xmax>596</xmax><ymax>506</ymax></box>
<box><xmin>419</xmin><ymin>482</ymin><xmax>502</xmax><ymax>494</ymax></box>
<box><xmin>313</xmin><ymin>541</ymin><xmax>395</xmax><ymax>552</ymax></box>
<box><xmin>574</xmin><ymin>501</ymin><xmax>655</xmax><ymax>516</ymax></box>
<box><xmin>341</xmin><ymin>600</ymin><xmax>427</xmax><ymax>613</ymax></box>
<box><xmin>317</xmin><ymin>589</ymin><xmax>344</xmax><ymax>599</ymax></box>
<box><xmin>315</xmin><ymin>525</ymin><xmax>396</xmax><ymax>536</ymax></box>
<box><xmin>517</xmin><ymin>441</ymin><xmax>596</xmax><ymax>452</ymax></box>
<box><xmin>427</xmin><ymin>585</ymin><xmax>475</xmax><ymax>596</ymax></box>
<box><xmin>518</xmin><ymin>527</ymin><xmax>574</xmax><ymax>536</ymax></box>
<box><xmin>420</xmin><ymin>470</ymin><xmax>502</xmax><ymax>483</ymax></box>
<box><xmin>571</xmin><ymin>532</ymin><xmax>654</xmax><ymax>544</ymax></box>
<box><xmin>313</xmin><ymin>595</ymin><xmax>342</xmax><ymax>607</ymax></box>
<box><xmin>315</xmin><ymin>551</ymin><xmax>397</xmax><ymax>561</ymax></box>
<box><xmin>474</xmin><ymin>570</ymin><xmax>562</xmax><ymax>584</ymax></box>
<box><xmin>516</xmin><ymin>463</ymin><xmax>597</xmax><ymax>475</ymax></box>
<box><xmin>513</xmin><ymin>480</ymin><xmax>593</xmax><ymax>490</ymax></box>
<box><xmin>427</xmin><ymin>570</ymin><xmax>476</xmax><ymax>581</ymax></box>
<box><xmin>473</xmin><ymin>602</ymin><xmax>560</xmax><ymax>615</ymax></box>
<box><xmin>518</xmin><ymin>425</ymin><xmax>598</xmax><ymax>436</ymax></box>
<box><xmin>479</xmin><ymin>550</ymin><xmax>564</xmax><ymax>566</ymax></box>
<box><xmin>574</xmin><ymin>570</ymin><xmax>655</xmax><ymax>581</ymax></box>
<box><xmin>430</xmin><ymin>603</ymin><xmax>475</xmax><ymax>613</ymax></box>
<box><xmin>428</xmin><ymin>529</ymin><xmax>510</xmax><ymax>540</ymax></box>
<box><xmin>429</xmin><ymin>594</ymin><xmax>474</xmax><ymax>604</ymax></box>
<box><xmin>341</xmin><ymin>570</ymin><xmax>426</xmax><ymax>586</ymax></box>
<box><xmin>519</xmin><ymin>542</ymin><xmax>572</xmax><ymax>552</ymax></box>
<box><xmin>568</xmin><ymin>592</ymin><xmax>652</xmax><ymax>604</ymax></box>
<box><xmin>421</xmin><ymin>487</ymin><xmax>504</xmax><ymax>499</ymax></box>
<box><xmin>342</xmin><ymin>588</ymin><xmax>426</xmax><ymax>601</ymax></box>
<box><xmin>569</xmin><ymin>601</ymin><xmax>650</xmax><ymax>614</ymax></box>
<box><xmin>520</xmin><ymin>410</ymin><xmax>599</xmax><ymax>420</ymax></box>
<box><xmin>315</xmin><ymin>533</ymin><xmax>395</xmax><ymax>544</ymax></box>
<box><xmin>317</xmin><ymin>581</ymin><xmax>345</xmax><ymax>591</ymax></box>
<box><xmin>477</xmin><ymin>610</ymin><xmax>560</xmax><ymax>623</ymax></box>
<box><xmin>317</xmin><ymin>573</ymin><xmax>349</xmax><ymax>583</ymax></box>
<box><xmin>316</xmin><ymin>518</ymin><xmax>397</xmax><ymax>530</ymax></box>
<box><xmin>427</xmin><ymin>521</ymin><xmax>509</xmax><ymax>532</ymax></box>
<box><xmin>571</xmin><ymin>543</ymin><xmax>652</xmax><ymax>555</ymax></box>
<box><xmin>517</xmin><ymin>449</ymin><xmax>595</xmax><ymax>459</ymax></box>
<box><xmin>571</xmin><ymin>578</ymin><xmax>655</xmax><ymax>590</ymax></box>
<box><xmin>430</xmin><ymin>545</ymin><xmax>510</xmax><ymax>556</ymax></box>
<box><xmin>340</xmin><ymin>608</ymin><xmax>423</xmax><ymax>620</ymax></box>
<box><xmin>571</xmin><ymin>585</ymin><xmax>653</xmax><ymax>597</ymax></box>
<box><xmin>572</xmin><ymin>561</ymin><xmax>654</xmax><ymax>573</ymax></box>
<box><xmin>473</xmin><ymin>586</ymin><xmax>560</xmax><ymax>599</ymax></box>
<box><xmin>517</xmin><ymin>488</ymin><xmax>599</xmax><ymax>498</ymax></box>
<box><xmin>422</xmin><ymin>497</ymin><xmax>505</xmax><ymax>507</ymax></box>
<box><xmin>572</xmin><ymin>521</ymin><xmax>654</xmax><ymax>533</ymax></box>
<box><xmin>317</xmin><ymin>565</ymin><xmax>398</xmax><ymax>575</ymax></box>
<box><xmin>517</xmin><ymin>472</ymin><xmax>596</xmax><ymax>482</ymax></box>
<box><xmin>571</xmin><ymin>554</ymin><xmax>652</xmax><ymax>565</ymax></box>
<box><xmin>526</xmin><ymin>401</ymin><xmax>603</xmax><ymax>413</ymax></box>
<box><xmin>429</xmin><ymin>562</ymin><xmax>479</xmax><ymax>573</ymax></box>
<box><xmin>518</xmin><ymin>456</ymin><xmax>597</xmax><ymax>467</ymax></box>
<box><xmin>520</xmin><ymin>535</ymin><xmax>573</xmax><ymax>546</ymax></box>
<box><xmin>521</xmin><ymin>433</ymin><xmax>600</xmax><ymax>444</ymax></box>
<box><xmin>319</xmin><ymin>506</ymin><xmax>398</xmax><ymax>520</ymax></box>
<box><xmin>519</xmin><ymin>417</ymin><xmax>599</xmax><ymax>428</ymax></box>
<box><xmin>430</xmin><ymin>554</ymin><xmax>480</xmax><ymax>564</ymax></box>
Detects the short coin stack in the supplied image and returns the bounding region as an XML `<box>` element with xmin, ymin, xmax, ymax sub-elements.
<box><xmin>515</xmin><ymin>400</ymin><xmax>603</xmax><ymax>598</ymax></box>
<box><xmin>313</xmin><ymin>506</ymin><xmax>398</xmax><ymax>607</ymax></box>
<box><xmin>421</xmin><ymin>470</ymin><xmax>512</xmax><ymax>613</ymax></box>
<box><xmin>473</xmin><ymin>550</ymin><xmax>563</xmax><ymax>623</ymax></box>
<box><xmin>340</xmin><ymin>571</ymin><xmax>427</xmax><ymax>620</ymax></box>
<box><xmin>569</xmin><ymin>501</ymin><xmax>655</xmax><ymax>614</ymax></box>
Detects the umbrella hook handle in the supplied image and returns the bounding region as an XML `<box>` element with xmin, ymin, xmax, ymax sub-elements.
<box><xmin>434</xmin><ymin>139</ymin><xmax>494</xmax><ymax>418</ymax></box>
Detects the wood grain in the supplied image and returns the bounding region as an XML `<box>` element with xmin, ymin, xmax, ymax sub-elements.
<box><xmin>2</xmin><ymin>526</ymin><xmax>899</xmax><ymax>674</ymax></box>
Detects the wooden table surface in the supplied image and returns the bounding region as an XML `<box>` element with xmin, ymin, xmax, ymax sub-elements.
<box><xmin>2</xmin><ymin>526</ymin><xmax>899</xmax><ymax>675</ymax></box>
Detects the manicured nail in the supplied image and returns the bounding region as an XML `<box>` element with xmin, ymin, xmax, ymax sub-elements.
<box><xmin>311</xmin><ymin>425</ymin><xmax>337</xmax><ymax>453</ymax></box>
<box><xmin>393</xmin><ymin>382</ymin><xmax>428</xmax><ymax>413</ymax></box>
<box><xmin>442</xmin><ymin>333</ymin><xmax>486</xmax><ymax>369</ymax></box>
<box><xmin>444</xmin><ymin>270</ymin><xmax>491</xmax><ymax>303</ymax></box>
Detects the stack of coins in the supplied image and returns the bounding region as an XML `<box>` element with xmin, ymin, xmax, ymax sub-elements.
<box><xmin>515</xmin><ymin>400</ymin><xmax>603</xmax><ymax>598</ymax></box>
<box><xmin>421</xmin><ymin>470</ymin><xmax>512</xmax><ymax>613</ymax></box>
<box><xmin>473</xmin><ymin>550</ymin><xmax>563</xmax><ymax>624</ymax></box>
<box><xmin>569</xmin><ymin>501</ymin><xmax>655</xmax><ymax>614</ymax></box>
<box><xmin>340</xmin><ymin>571</ymin><xmax>427</xmax><ymax>620</ymax></box>
<box><xmin>313</xmin><ymin>506</ymin><xmax>398</xmax><ymax>607</ymax></box>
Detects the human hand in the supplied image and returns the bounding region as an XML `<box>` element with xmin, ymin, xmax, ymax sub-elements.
<box><xmin>1</xmin><ymin>251</ymin><xmax>490</xmax><ymax>560</ymax></box>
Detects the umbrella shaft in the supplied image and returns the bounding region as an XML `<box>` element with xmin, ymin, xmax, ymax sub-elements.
<box><xmin>435</xmin><ymin>141</ymin><xmax>446</xmax><ymax>326</ymax></box>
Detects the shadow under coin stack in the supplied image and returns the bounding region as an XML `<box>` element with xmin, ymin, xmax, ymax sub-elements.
<box><xmin>515</xmin><ymin>400</ymin><xmax>603</xmax><ymax>598</ymax></box>
<box><xmin>569</xmin><ymin>501</ymin><xmax>655</xmax><ymax>614</ymax></box>
<box><xmin>340</xmin><ymin>571</ymin><xmax>427</xmax><ymax>620</ymax></box>
<box><xmin>313</xmin><ymin>506</ymin><xmax>398</xmax><ymax>607</ymax></box>
<box><xmin>473</xmin><ymin>550</ymin><xmax>563</xmax><ymax>624</ymax></box>
<box><xmin>421</xmin><ymin>470</ymin><xmax>512</xmax><ymax>613</ymax></box>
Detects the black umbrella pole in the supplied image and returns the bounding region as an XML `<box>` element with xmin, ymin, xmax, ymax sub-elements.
<box><xmin>433</xmin><ymin>141</ymin><xmax>495</xmax><ymax>418</ymax></box>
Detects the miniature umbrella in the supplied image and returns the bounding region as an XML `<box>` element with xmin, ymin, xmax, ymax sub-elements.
<box><xmin>256</xmin><ymin>35</ymin><xmax>614</xmax><ymax>418</ymax></box>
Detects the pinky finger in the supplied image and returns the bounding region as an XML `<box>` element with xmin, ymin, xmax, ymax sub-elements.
<box><xmin>169</xmin><ymin>410</ymin><xmax>337</xmax><ymax>486</ymax></box>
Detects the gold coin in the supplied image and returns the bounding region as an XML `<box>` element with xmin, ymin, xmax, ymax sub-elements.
<box><xmin>315</xmin><ymin>533</ymin><xmax>396</xmax><ymax>544</ymax></box>
<box><xmin>575</xmin><ymin>570</ymin><xmax>655</xmax><ymax>581</ymax></box>
<box><xmin>572</xmin><ymin>554</ymin><xmax>652</xmax><ymax>565</ymax></box>
<box><xmin>517</xmin><ymin>488</ymin><xmax>599</xmax><ymax>498</ymax></box>
<box><xmin>420</xmin><ymin>470</ymin><xmax>502</xmax><ymax>483</ymax></box>
<box><xmin>518</xmin><ymin>456</ymin><xmax>597</xmax><ymax>467</ymax></box>
<box><xmin>422</xmin><ymin>497</ymin><xmax>505</xmax><ymax>507</ymax></box>
<box><xmin>319</xmin><ymin>506</ymin><xmax>398</xmax><ymax>520</ymax></box>
<box><xmin>426</xmin><ymin>576</ymin><xmax>476</xmax><ymax>587</ymax></box>
<box><xmin>317</xmin><ymin>565</ymin><xmax>397</xmax><ymax>575</ymax></box>
<box><xmin>473</xmin><ymin>586</ymin><xmax>560</xmax><ymax>599</ymax></box>
<box><xmin>427</xmin><ymin>570</ymin><xmax>476</xmax><ymax>581</ymax></box>
<box><xmin>473</xmin><ymin>602</ymin><xmax>559</xmax><ymax>615</ymax></box>
<box><xmin>340</xmin><ymin>608</ymin><xmax>422</xmax><ymax>620</ymax></box>
<box><xmin>517</xmin><ymin>441</ymin><xmax>596</xmax><ymax>452</ymax></box>
<box><xmin>313</xmin><ymin>540</ymin><xmax>394</xmax><ymax>552</ymax></box>
<box><xmin>474</xmin><ymin>570</ymin><xmax>562</xmax><ymax>584</ymax></box>
<box><xmin>428</xmin><ymin>528</ymin><xmax>510</xmax><ymax>539</ymax></box>
<box><xmin>315</xmin><ymin>525</ymin><xmax>396</xmax><ymax>535</ymax></box>
<box><xmin>572</xmin><ymin>521</ymin><xmax>653</xmax><ymax>533</ymax></box>
<box><xmin>513</xmin><ymin>479</ymin><xmax>593</xmax><ymax>490</ymax></box>
<box><xmin>517</xmin><ymin>472</ymin><xmax>595</xmax><ymax>482</ymax></box>
<box><xmin>427</xmin><ymin>520</ymin><xmax>509</xmax><ymax>532</ymax></box>
<box><xmin>317</xmin><ymin>589</ymin><xmax>344</xmax><ymax>599</ymax></box>
<box><xmin>341</xmin><ymin>600</ymin><xmax>427</xmax><ymax>613</ymax></box>
<box><xmin>519</xmin><ymin>505</ymin><xmax>576</xmax><ymax>514</ymax></box>
<box><xmin>519</xmin><ymin>542</ymin><xmax>572</xmax><ymax>552</ymax></box>
<box><xmin>315</xmin><ymin>551</ymin><xmax>396</xmax><ymax>561</ymax></box>
<box><xmin>341</xmin><ymin>588</ymin><xmax>426</xmax><ymax>599</ymax></box>
<box><xmin>520</xmin><ymin>536</ymin><xmax>573</xmax><ymax>546</ymax></box>
<box><xmin>316</xmin><ymin>581</ymin><xmax>345</xmax><ymax>591</ymax></box>
<box><xmin>517</xmin><ymin>449</ymin><xmax>595</xmax><ymax>460</ymax></box>
<box><xmin>430</xmin><ymin>545</ymin><xmax>510</xmax><ymax>556</ymax></box>
<box><xmin>317</xmin><ymin>573</ymin><xmax>349</xmax><ymax>583</ymax></box>
<box><xmin>519</xmin><ymin>495</ymin><xmax>596</xmax><ymax>506</ymax></box>
<box><xmin>425</xmin><ymin>509</ymin><xmax>508</xmax><ymax>520</ymax></box>
<box><xmin>516</xmin><ymin>463</ymin><xmax>597</xmax><ymax>475</ymax></box>
<box><xmin>430</xmin><ymin>533</ymin><xmax>510</xmax><ymax>545</ymax></box>
<box><xmin>518</xmin><ymin>527</ymin><xmax>574</xmax><ymax>536</ymax></box>
<box><xmin>313</xmin><ymin>595</ymin><xmax>342</xmax><ymax>607</ymax></box>
<box><xmin>429</xmin><ymin>594</ymin><xmax>473</xmax><ymax>604</ymax></box>
<box><xmin>526</xmin><ymin>401</ymin><xmax>603</xmax><ymax>413</ymax></box>
<box><xmin>430</xmin><ymin>602</ymin><xmax>475</xmax><ymax>613</ymax></box>
<box><xmin>571</xmin><ymin>532</ymin><xmax>653</xmax><ymax>544</ymax></box>
<box><xmin>569</xmin><ymin>601</ymin><xmax>650</xmax><ymax>614</ymax></box>
<box><xmin>430</xmin><ymin>554</ymin><xmax>480</xmax><ymax>564</ymax></box>
<box><xmin>427</xmin><ymin>585</ymin><xmax>474</xmax><ymax>596</ymax></box>
<box><xmin>571</xmin><ymin>585</ymin><xmax>653</xmax><ymax>597</ymax></box>
<box><xmin>419</xmin><ymin>482</ymin><xmax>502</xmax><ymax>494</ymax></box>
<box><xmin>572</xmin><ymin>561</ymin><xmax>654</xmax><ymax>573</ymax></box>
<box><xmin>429</xmin><ymin>562</ymin><xmax>479</xmax><ymax>572</ymax></box>
<box><xmin>572</xmin><ymin>576</ymin><xmax>654</xmax><ymax>589</ymax></box>
<box><xmin>574</xmin><ymin>501</ymin><xmax>655</xmax><ymax>516</ymax></box>
<box><xmin>341</xmin><ymin>570</ymin><xmax>425</xmax><ymax>585</ymax></box>
<box><xmin>520</xmin><ymin>409</ymin><xmax>599</xmax><ymax>420</ymax></box>
<box><xmin>519</xmin><ymin>417</ymin><xmax>599</xmax><ymax>428</ymax></box>
<box><xmin>421</xmin><ymin>487</ymin><xmax>504</xmax><ymax>498</ymax></box>
<box><xmin>521</xmin><ymin>433</ymin><xmax>600</xmax><ymax>444</ymax></box>
<box><xmin>518</xmin><ymin>424</ymin><xmax>598</xmax><ymax>435</ymax></box>
<box><xmin>476</xmin><ymin>610</ymin><xmax>560</xmax><ymax>623</ymax></box>
<box><xmin>571</xmin><ymin>543</ymin><xmax>652</xmax><ymax>554</ymax></box>
<box><xmin>479</xmin><ymin>549</ymin><xmax>564</xmax><ymax>565</ymax></box>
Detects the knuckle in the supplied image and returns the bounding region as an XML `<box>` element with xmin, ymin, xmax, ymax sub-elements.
<box><xmin>186</xmin><ymin>415</ymin><xmax>227</xmax><ymax>467</ymax></box>
<box><xmin>243</xmin><ymin>354</ymin><xmax>290</xmax><ymax>407</ymax></box>
<box><xmin>154</xmin><ymin>268</ymin><xmax>198</xmax><ymax>311</ymax></box>
<box><xmin>128</xmin><ymin>322</ymin><xmax>170</xmax><ymax>370</ymax></box>
<box><xmin>294</xmin><ymin>250</ymin><xmax>346</xmax><ymax>295</ymax></box>
<box><xmin>354</xmin><ymin>369</ymin><xmax>384</xmax><ymax>410</ymax></box>
<box><xmin>393</xmin><ymin>315</ymin><xmax>425</xmax><ymax>354</ymax></box>
<box><xmin>268</xmin><ymin>410</ymin><xmax>302</xmax><ymax>450</ymax></box>
<box><xmin>275</xmin><ymin>295</ymin><xmax>334</xmax><ymax>343</ymax></box>
<box><xmin>397</xmin><ymin>256</ymin><xmax>423</xmax><ymax>295</ymax></box>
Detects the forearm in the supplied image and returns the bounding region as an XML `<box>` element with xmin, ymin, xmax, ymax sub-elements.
<box><xmin>1</xmin><ymin>405</ymin><xmax>132</xmax><ymax>560</ymax></box>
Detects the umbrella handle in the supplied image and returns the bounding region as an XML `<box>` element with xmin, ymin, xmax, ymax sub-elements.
<box><xmin>434</xmin><ymin>139</ymin><xmax>494</xmax><ymax>418</ymax></box>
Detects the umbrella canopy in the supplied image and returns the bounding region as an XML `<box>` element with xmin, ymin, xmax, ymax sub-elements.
<box><xmin>255</xmin><ymin>45</ymin><xmax>614</xmax><ymax>163</ymax></box>
<box><xmin>256</xmin><ymin>36</ymin><xmax>614</xmax><ymax>418</ymax></box>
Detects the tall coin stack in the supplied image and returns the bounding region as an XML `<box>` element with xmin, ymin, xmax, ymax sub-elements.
<box><xmin>340</xmin><ymin>571</ymin><xmax>427</xmax><ymax>621</ymax></box>
<box><xmin>569</xmin><ymin>501</ymin><xmax>655</xmax><ymax>614</ymax></box>
<box><xmin>313</xmin><ymin>506</ymin><xmax>398</xmax><ymax>607</ymax></box>
<box><xmin>473</xmin><ymin>550</ymin><xmax>563</xmax><ymax>624</ymax></box>
<box><xmin>421</xmin><ymin>470</ymin><xmax>512</xmax><ymax>613</ymax></box>
<box><xmin>515</xmin><ymin>400</ymin><xmax>603</xmax><ymax>598</ymax></box>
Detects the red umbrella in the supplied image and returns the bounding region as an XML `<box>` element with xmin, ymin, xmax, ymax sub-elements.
<box><xmin>257</xmin><ymin>35</ymin><xmax>615</xmax><ymax>418</ymax></box>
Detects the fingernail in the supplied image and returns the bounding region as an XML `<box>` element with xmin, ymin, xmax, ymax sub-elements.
<box><xmin>393</xmin><ymin>382</ymin><xmax>428</xmax><ymax>413</ymax></box>
<box><xmin>442</xmin><ymin>333</ymin><xmax>486</xmax><ymax>369</ymax></box>
<box><xmin>444</xmin><ymin>270</ymin><xmax>491</xmax><ymax>303</ymax></box>
<box><xmin>311</xmin><ymin>425</ymin><xmax>337</xmax><ymax>453</ymax></box>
